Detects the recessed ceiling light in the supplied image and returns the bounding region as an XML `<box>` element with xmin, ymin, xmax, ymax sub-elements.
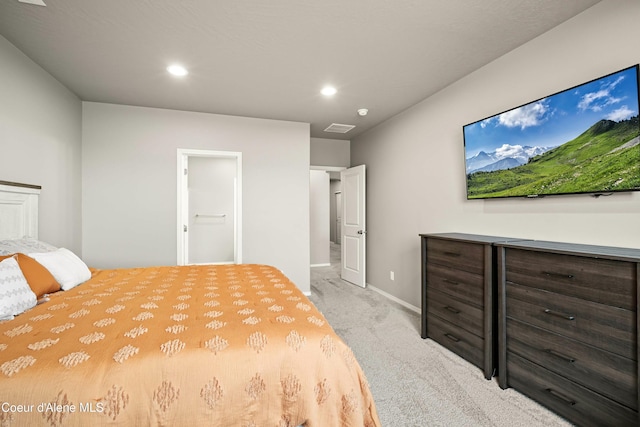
<box><xmin>167</xmin><ymin>64</ymin><xmax>188</xmax><ymax>77</ymax></box>
<box><xmin>357</xmin><ymin>108</ymin><xmax>368</xmax><ymax>116</ymax></box>
<box><xmin>321</xmin><ymin>86</ymin><xmax>337</xmax><ymax>96</ymax></box>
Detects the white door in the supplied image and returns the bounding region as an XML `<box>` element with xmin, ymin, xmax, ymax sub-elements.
<box><xmin>177</xmin><ymin>149</ymin><xmax>242</xmax><ymax>265</ymax></box>
<box><xmin>188</xmin><ymin>157</ymin><xmax>235</xmax><ymax>264</ymax></box>
<box><xmin>340</xmin><ymin>165</ymin><xmax>366</xmax><ymax>287</ymax></box>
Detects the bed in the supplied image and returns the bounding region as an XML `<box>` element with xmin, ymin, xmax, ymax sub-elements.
<box><xmin>0</xmin><ymin>181</ymin><xmax>380</xmax><ymax>426</ymax></box>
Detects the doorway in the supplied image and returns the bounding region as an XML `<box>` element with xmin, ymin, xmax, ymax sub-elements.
<box><xmin>309</xmin><ymin>165</ymin><xmax>365</xmax><ymax>287</ymax></box>
<box><xmin>177</xmin><ymin>149</ymin><xmax>242</xmax><ymax>265</ymax></box>
<box><xmin>310</xmin><ymin>166</ymin><xmax>345</xmax><ymax>267</ymax></box>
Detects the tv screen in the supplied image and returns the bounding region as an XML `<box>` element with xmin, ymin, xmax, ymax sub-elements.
<box><xmin>463</xmin><ymin>65</ymin><xmax>640</xmax><ymax>199</ymax></box>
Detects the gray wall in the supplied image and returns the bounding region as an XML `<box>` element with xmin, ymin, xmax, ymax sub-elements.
<box><xmin>0</xmin><ymin>35</ymin><xmax>82</xmax><ymax>253</ymax></box>
<box><xmin>351</xmin><ymin>0</ymin><xmax>640</xmax><ymax>309</ymax></box>
<box><xmin>310</xmin><ymin>170</ymin><xmax>330</xmax><ymax>266</ymax></box>
<box><xmin>310</xmin><ymin>137</ymin><xmax>350</xmax><ymax>167</ymax></box>
<box><xmin>82</xmin><ymin>102</ymin><xmax>311</xmax><ymax>292</ymax></box>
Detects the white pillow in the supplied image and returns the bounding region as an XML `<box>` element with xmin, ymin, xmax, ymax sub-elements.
<box><xmin>0</xmin><ymin>256</ymin><xmax>37</xmax><ymax>317</ymax></box>
<box><xmin>29</xmin><ymin>248</ymin><xmax>91</xmax><ymax>291</ymax></box>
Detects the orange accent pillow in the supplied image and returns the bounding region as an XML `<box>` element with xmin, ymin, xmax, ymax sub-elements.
<box><xmin>0</xmin><ymin>253</ymin><xmax>61</xmax><ymax>298</ymax></box>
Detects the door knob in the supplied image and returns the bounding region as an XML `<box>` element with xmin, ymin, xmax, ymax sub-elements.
<box><xmin>357</xmin><ymin>230</ymin><xmax>366</xmax><ymax>235</ymax></box>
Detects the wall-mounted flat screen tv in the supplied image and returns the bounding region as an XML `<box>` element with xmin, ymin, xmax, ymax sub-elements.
<box><xmin>463</xmin><ymin>65</ymin><xmax>640</xmax><ymax>199</ymax></box>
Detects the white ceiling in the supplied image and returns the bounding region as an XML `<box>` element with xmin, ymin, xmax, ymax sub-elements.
<box><xmin>0</xmin><ymin>0</ymin><xmax>602</xmax><ymax>140</ymax></box>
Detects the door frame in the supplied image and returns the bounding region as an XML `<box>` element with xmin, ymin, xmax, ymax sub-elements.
<box><xmin>334</xmin><ymin>191</ymin><xmax>342</xmax><ymax>244</ymax></box>
<box><xmin>177</xmin><ymin>149</ymin><xmax>243</xmax><ymax>265</ymax></box>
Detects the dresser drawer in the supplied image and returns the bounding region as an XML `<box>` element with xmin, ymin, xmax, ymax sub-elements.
<box><xmin>507</xmin><ymin>352</ymin><xmax>638</xmax><ymax>427</ymax></box>
<box><xmin>426</xmin><ymin>263</ymin><xmax>484</xmax><ymax>307</ymax></box>
<box><xmin>505</xmin><ymin>248</ymin><xmax>636</xmax><ymax>310</ymax></box>
<box><xmin>426</xmin><ymin>238</ymin><xmax>484</xmax><ymax>275</ymax></box>
<box><xmin>507</xmin><ymin>318</ymin><xmax>637</xmax><ymax>410</ymax></box>
<box><xmin>427</xmin><ymin>287</ymin><xmax>483</xmax><ymax>337</ymax></box>
<box><xmin>427</xmin><ymin>313</ymin><xmax>483</xmax><ymax>369</ymax></box>
<box><xmin>506</xmin><ymin>282</ymin><xmax>635</xmax><ymax>360</ymax></box>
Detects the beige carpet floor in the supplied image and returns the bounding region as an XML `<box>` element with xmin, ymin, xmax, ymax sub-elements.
<box><xmin>308</xmin><ymin>244</ymin><xmax>573</xmax><ymax>427</ymax></box>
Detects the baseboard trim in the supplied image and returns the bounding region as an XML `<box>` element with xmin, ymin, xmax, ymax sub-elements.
<box><xmin>310</xmin><ymin>263</ymin><xmax>331</xmax><ymax>268</ymax></box>
<box><xmin>367</xmin><ymin>284</ymin><xmax>421</xmax><ymax>314</ymax></box>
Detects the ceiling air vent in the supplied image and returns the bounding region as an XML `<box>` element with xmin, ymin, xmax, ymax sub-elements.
<box><xmin>324</xmin><ymin>123</ymin><xmax>355</xmax><ymax>134</ymax></box>
<box><xmin>18</xmin><ymin>0</ymin><xmax>46</xmax><ymax>5</ymax></box>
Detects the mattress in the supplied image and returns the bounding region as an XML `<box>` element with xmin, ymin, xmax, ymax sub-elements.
<box><xmin>0</xmin><ymin>263</ymin><xmax>380</xmax><ymax>426</ymax></box>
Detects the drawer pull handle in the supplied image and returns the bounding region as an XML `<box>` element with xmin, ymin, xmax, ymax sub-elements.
<box><xmin>443</xmin><ymin>279</ymin><xmax>459</xmax><ymax>285</ymax></box>
<box><xmin>545</xmin><ymin>388</ymin><xmax>576</xmax><ymax>406</ymax></box>
<box><xmin>444</xmin><ymin>333</ymin><xmax>460</xmax><ymax>342</ymax></box>
<box><xmin>444</xmin><ymin>306</ymin><xmax>461</xmax><ymax>314</ymax></box>
<box><xmin>543</xmin><ymin>309</ymin><xmax>575</xmax><ymax>321</ymax></box>
<box><xmin>444</xmin><ymin>251</ymin><xmax>461</xmax><ymax>257</ymax></box>
<box><xmin>545</xmin><ymin>349</ymin><xmax>575</xmax><ymax>363</ymax></box>
<box><xmin>542</xmin><ymin>271</ymin><xmax>575</xmax><ymax>280</ymax></box>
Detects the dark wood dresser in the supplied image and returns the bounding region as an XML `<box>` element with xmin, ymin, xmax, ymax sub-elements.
<box><xmin>496</xmin><ymin>240</ymin><xmax>640</xmax><ymax>427</ymax></box>
<box><xmin>420</xmin><ymin>233</ymin><xmax>518</xmax><ymax>380</ymax></box>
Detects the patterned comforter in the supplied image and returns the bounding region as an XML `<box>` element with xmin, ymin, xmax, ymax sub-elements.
<box><xmin>0</xmin><ymin>264</ymin><xmax>380</xmax><ymax>426</ymax></box>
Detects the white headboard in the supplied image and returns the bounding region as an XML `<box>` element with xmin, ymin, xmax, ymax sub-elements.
<box><xmin>0</xmin><ymin>181</ymin><xmax>41</xmax><ymax>240</ymax></box>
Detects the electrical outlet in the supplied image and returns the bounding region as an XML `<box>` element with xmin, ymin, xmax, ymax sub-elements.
<box><xmin>390</xmin><ymin>271</ymin><xmax>395</xmax><ymax>281</ymax></box>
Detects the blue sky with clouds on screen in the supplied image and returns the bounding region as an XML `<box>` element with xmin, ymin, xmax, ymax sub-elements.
<box><xmin>464</xmin><ymin>66</ymin><xmax>639</xmax><ymax>158</ymax></box>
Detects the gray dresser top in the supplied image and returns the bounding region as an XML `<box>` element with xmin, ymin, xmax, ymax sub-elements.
<box><xmin>495</xmin><ymin>239</ymin><xmax>640</xmax><ymax>262</ymax></box>
<box><xmin>419</xmin><ymin>232</ymin><xmax>522</xmax><ymax>245</ymax></box>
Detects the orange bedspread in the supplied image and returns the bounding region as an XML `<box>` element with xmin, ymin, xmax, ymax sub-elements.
<box><xmin>0</xmin><ymin>264</ymin><xmax>380</xmax><ymax>426</ymax></box>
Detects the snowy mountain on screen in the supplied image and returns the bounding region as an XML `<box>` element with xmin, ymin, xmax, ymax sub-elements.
<box><xmin>465</xmin><ymin>144</ymin><xmax>550</xmax><ymax>174</ymax></box>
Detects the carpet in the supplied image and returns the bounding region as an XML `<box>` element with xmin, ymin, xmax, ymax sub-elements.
<box><xmin>308</xmin><ymin>245</ymin><xmax>572</xmax><ymax>427</ymax></box>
